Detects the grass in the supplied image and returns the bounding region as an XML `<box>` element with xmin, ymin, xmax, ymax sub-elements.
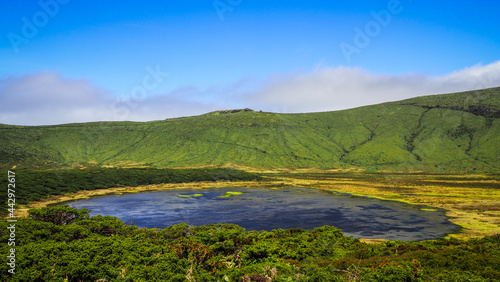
<box><xmin>1</xmin><ymin>87</ymin><xmax>499</xmax><ymax>172</ymax></box>
<box><xmin>217</xmin><ymin>191</ymin><xmax>246</xmax><ymax>198</ymax></box>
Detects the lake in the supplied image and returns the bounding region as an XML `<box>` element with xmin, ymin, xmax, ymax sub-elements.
<box><xmin>66</xmin><ymin>187</ymin><xmax>459</xmax><ymax>241</ymax></box>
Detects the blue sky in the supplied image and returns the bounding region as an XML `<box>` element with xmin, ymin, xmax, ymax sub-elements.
<box><xmin>1</xmin><ymin>0</ymin><xmax>499</xmax><ymax>125</ymax></box>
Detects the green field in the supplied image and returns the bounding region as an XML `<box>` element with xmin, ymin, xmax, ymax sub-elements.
<box><xmin>1</xmin><ymin>87</ymin><xmax>499</xmax><ymax>172</ymax></box>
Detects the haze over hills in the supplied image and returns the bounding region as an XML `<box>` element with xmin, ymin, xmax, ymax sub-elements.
<box><xmin>1</xmin><ymin>87</ymin><xmax>499</xmax><ymax>172</ymax></box>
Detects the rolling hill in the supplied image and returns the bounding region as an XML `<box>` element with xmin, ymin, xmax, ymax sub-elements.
<box><xmin>1</xmin><ymin>87</ymin><xmax>499</xmax><ymax>172</ymax></box>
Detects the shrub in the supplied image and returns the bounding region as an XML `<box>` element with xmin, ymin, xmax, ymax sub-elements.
<box><xmin>28</xmin><ymin>205</ymin><xmax>90</xmax><ymax>225</ymax></box>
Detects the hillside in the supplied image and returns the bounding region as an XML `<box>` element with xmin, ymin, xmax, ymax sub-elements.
<box><xmin>1</xmin><ymin>87</ymin><xmax>499</xmax><ymax>172</ymax></box>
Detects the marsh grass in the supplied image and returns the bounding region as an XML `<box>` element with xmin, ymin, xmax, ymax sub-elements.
<box><xmin>267</xmin><ymin>171</ymin><xmax>500</xmax><ymax>240</ymax></box>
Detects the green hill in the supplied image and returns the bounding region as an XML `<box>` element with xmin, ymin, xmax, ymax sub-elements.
<box><xmin>1</xmin><ymin>87</ymin><xmax>499</xmax><ymax>172</ymax></box>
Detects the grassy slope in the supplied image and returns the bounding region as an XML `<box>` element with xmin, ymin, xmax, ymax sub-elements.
<box><xmin>1</xmin><ymin>87</ymin><xmax>499</xmax><ymax>172</ymax></box>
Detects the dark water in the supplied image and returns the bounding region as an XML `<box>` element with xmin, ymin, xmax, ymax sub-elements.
<box><xmin>67</xmin><ymin>187</ymin><xmax>459</xmax><ymax>241</ymax></box>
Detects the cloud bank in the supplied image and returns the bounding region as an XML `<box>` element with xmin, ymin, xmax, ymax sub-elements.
<box><xmin>0</xmin><ymin>72</ymin><xmax>223</xmax><ymax>125</ymax></box>
<box><xmin>1</xmin><ymin>61</ymin><xmax>500</xmax><ymax>125</ymax></box>
<box><xmin>247</xmin><ymin>60</ymin><xmax>500</xmax><ymax>113</ymax></box>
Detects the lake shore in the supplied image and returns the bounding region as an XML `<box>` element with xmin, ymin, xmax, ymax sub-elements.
<box><xmin>17</xmin><ymin>170</ymin><xmax>500</xmax><ymax>241</ymax></box>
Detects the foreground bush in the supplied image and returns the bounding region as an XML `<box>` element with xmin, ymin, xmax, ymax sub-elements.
<box><xmin>1</xmin><ymin>206</ymin><xmax>499</xmax><ymax>281</ymax></box>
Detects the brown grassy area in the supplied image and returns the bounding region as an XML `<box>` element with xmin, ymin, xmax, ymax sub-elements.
<box><xmin>18</xmin><ymin>169</ymin><xmax>500</xmax><ymax>241</ymax></box>
<box><xmin>266</xmin><ymin>171</ymin><xmax>500</xmax><ymax>240</ymax></box>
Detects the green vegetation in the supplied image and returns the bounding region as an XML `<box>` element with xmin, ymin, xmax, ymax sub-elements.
<box><xmin>1</xmin><ymin>205</ymin><xmax>499</xmax><ymax>281</ymax></box>
<box><xmin>178</xmin><ymin>194</ymin><xmax>204</xmax><ymax>198</ymax></box>
<box><xmin>1</xmin><ymin>87</ymin><xmax>499</xmax><ymax>172</ymax></box>
<box><xmin>420</xmin><ymin>208</ymin><xmax>438</xmax><ymax>212</ymax></box>
<box><xmin>0</xmin><ymin>167</ymin><xmax>260</xmax><ymax>216</ymax></box>
<box><xmin>218</xmin><ymin>191</ymin><xmax>247</xmax><ymax>198</ymax></box>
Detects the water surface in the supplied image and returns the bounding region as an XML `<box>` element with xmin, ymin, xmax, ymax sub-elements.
<box><xmin>67</xmin><ymin>187</ymin><xmax>459</xmax><ymax>241</ymax></box>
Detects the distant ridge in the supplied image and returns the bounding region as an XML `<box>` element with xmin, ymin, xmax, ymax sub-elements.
<box><xmin>1</xmin><ymin>87</ymin><xmax>499</xmax><ymax>172</ymax></box>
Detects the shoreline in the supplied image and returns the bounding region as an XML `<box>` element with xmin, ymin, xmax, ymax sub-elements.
<box><xmin>15</xmin><ymin>172</ymin><xmax>500</xmax><ymax>241</ymax></box>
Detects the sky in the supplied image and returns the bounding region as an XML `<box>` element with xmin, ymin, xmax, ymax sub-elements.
<box><xmin>0</xmin><ymin>0</ymin><xmax>499</xmax><ymax>125</ymax></box>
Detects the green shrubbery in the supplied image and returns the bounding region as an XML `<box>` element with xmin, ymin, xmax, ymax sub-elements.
<box><xmin>1</xmin><ymin>206</ymin><xmax>499</xmax><ymax>281</ymax></box>
<box><xmin>28</xmin><ymin>205</ymin><xmax>90</xmax><ymax>225</ymax></box>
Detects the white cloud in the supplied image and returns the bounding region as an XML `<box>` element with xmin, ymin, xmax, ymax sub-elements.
<box><xmin>245</xmin><ymin>60</ymin><xmax>500</xmax><ymax>113</ymax></box>
<box><xmin>0</xmin><ymin>72</ymin><xmax>230</xmax><ymax>125</ymax></box>
<box><xmin>0</xmin><ymin>72</ymin><xmax>113</xmax><ymax>125</ymax></box>
<box><xmin>1</xmin><ymin>61</ymin><xmax>499</xmax><ymax>125</ymax></box>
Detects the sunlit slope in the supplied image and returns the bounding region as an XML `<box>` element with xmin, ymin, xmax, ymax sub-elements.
<box><xmin>1</xmin><ymin>87</ymin><xmax>499</xmax><ymax>172</ymax></box>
